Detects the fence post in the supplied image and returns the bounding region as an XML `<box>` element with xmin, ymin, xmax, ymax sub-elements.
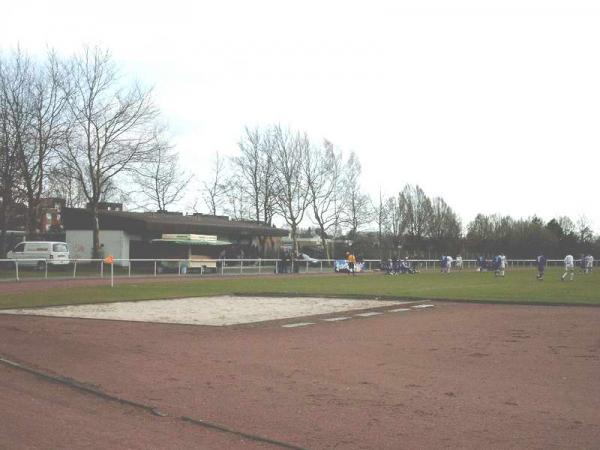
<box><xmin>101</xmin><ymin>261</ymin><xmax>104</xmax><ymax>278</ymax></box>
<box><xmin>320</xmin><ymin>261</ymin><xmax>323</xmax><ymax>272</ymax></box>
<box><xmin>240</xmin><ymin>260</ymin><xmax>243</xmax><ymax>274</ymax></box>
<box><xmin>15</xmin><ymin>260</ymin><xmax>19</xmax><ymax>281</ymax></box>
<box><xmin>73</xmin><ymin>260</ymin><xmax>77</xmax><ymax>279</ymax></box>
<box><xmin>111</xmin><ymin>262</ymin><xmax>114</xmax><ymax>288</ymax></box>
<box><xmin>154</xmin><ymin>260</ymin><xmax>157</xmax><ymax>277</ymax></box>
<box><xmin>221</xmin><ymin>260</ymin><xmax>224</xmax><ymax>276</ymax></box>
<box><xmin>306</xmin><ymin>261</ymin><xmax>309</xmax><ymax>273</ymax></box>
<box><xmin>128</xmin><ymin>260</ymin><xmax>131</xmax><ymax>277</ymax></box>
<box><xmin>258</xmin><ymin>258</ymin><xmax>262</xmax><ymax>274</ymax></box>
<box><xmin>178</xmin><ymin>261</ymin><xmax>181</xmax><ymax>276</ymax></box>
<box><xmin>275</xmin><ymin>260</ymin><xmax>278</xmax><ymax>274</ymax></box>
<box><xmin>45</xmin><ymin>260</ymin><xmax>48</xmax><ymax>279</ymax></box>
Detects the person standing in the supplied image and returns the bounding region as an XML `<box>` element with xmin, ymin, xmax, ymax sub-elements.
<box><xmin>561</xmin><ymin>254</ymin><xmax>575</xmax><ymax>281</ymax></box>
<box><xmin>585</xmin><ymin>254</ymin><xmax>594</xmax><ymax>274</ymax></box>
<box><xmin>346</xmin><ymin>251</ymin><xmax>356</xmax><ymax>276</ymax></box>
<box><xmin>455</xmin><ymin>255</ymin><xmax>463</xmax><ymax>271</ymax></box>
<box><xmin>493</xmin><ymin>254</ymin><xmax>503</xmax><ymax>277</ymax></box>
<box><xmin>536</xmin><ymin>253</ymin><xmax>547</xmax><ymax>280</ymax></box>
<box><xmin>499</xmin><ymin>254</ymin><xmax>507</xmax><ymax>277</ymax></box>
<box><xmin>446</xmin><ymin>255</ymin><xmax>453</xmax><ymax>273</ymax></box>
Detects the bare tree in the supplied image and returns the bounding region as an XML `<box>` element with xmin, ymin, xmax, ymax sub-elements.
<box><xmin>272</xmin><ymin>125</ymin><xmax>310</xmax><ymax>256</ymax></box>
<box><xmin>304</xmin><ymin>139</ymin><xmax>343</xmax><ymax>259</ymax></box>
<box><xmin>59</xmin><ymin>47</ymin><xmax>159</xmax><ymax>258</ymax></box>
<box><xmin>374</xmin><ymin>190</ymin><xmax>390</xmax><ymax>259</ymax></box>
<box><xmin>383</xmin><ymin>190</ymin><xmax>410</xmax><ymax>253</ymax></box>
<box><xmin>222</xmin><ymin>176</ymin><xmax>251</xmax><ymax>220</ymax></box>
<box><xmin>0</xmin><ymin>49</ymin><xmax>69</xmax><ymax>237</ymax></box>
<box><xmin>201</xmin><ymin>151</ymin><xmax>228</xmax><ymax>215</ymax></box>
<box><xmin>233</xmin><ymin>127</ymin><xmax>274</xmax><ymax>223</ymax></box>
<box><xmin>576</xmin><ymin>215</ymin><xmax>594</xmax><ymax>245</ymax></box>
<box><xmin>133</xmin><ymin>134</ymin><xmax>191</xmax><ymax>211</ymax></box>
<box><xmin>340</xmin><ymin>151</ymin><xmax>371</xmax><ymax>239</ymax></box>
<box><xmin>0</xmin><ymin>57</ymin><xmax>22</xmax><ymax>255</ymax></box>
<box><xmin>402</xmin><ymin>184</ymin><xmax>432</xmax><ymax>248</ymax></box>
<box><xmin>427</xmin><ymin>196</ymin><xmax>461</xmax><ymax>252</ymax></box>
<box><xmin>0</xmin><ymin>49</ymin><xmax>32</xmax><ymax>238</ymax></box>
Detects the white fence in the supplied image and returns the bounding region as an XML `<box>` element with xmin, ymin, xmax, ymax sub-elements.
<box><xmin>0</xmin><ymin>258</ymin><xmax>595</xmax><ymax>284</ymax></box>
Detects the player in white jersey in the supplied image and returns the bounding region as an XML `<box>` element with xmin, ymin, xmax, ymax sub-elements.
<box><xmin>455</xmin><ymin>255</ymin><xmax>463</xmax><ymax>271</ymax></box>
<box><xmin>499</xmin><ymin>254</ymin><xmax>507</xmax><ymax>277</ymax></box>
<box><xmin>446</xmin><ymin>255</ymin><xmax>453</xmax><ymax>273</ymax></box>
<box><xmin>561</xmin><ymin>254</ymin><xmax>575</xmax><ymax>281</ymax></box>
<box><xmin>585</xmin><ymin>254</ymin><xmax>594</xmax><ymax>274</ymax></box>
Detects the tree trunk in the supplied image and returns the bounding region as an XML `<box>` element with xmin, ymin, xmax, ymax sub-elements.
<box><xmin>0</xmin><ymin>205</ymin><xmax>8</xmax><ymax>258</ymax></box>
<box><xmin>320</xmin><ymin>235</ymin><xmax>330</xmax><ymax>260</ymax></box>
<box><xmin>26</xmin><ymin>200</ymin><xmax>39</xmax><ymax>239</ymax></box>
<box><xmin>91</xmin><ymin>204</ymin><xmax>100</xmax><ymax>259</ymax></box>
<box><xmin>291</xmin><ymin>224</ymin><xmax>298</xmax><ymax>272</ymax></box>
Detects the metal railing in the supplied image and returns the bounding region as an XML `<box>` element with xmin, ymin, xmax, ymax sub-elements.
<box><xmin>0</xmin><ymin>258</ymin><xmax>596</xmax><ymax>286</ymax></box>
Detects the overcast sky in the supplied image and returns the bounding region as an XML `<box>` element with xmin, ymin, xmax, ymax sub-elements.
<box><xmin>2</xmin><ymin>0</ymin><xmax>599</xmax><ymax>231</ymax></box>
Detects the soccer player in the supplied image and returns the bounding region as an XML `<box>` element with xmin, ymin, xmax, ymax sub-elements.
<box><xmin>446</xmin><ymin>255</ymin><xmax>453</xmax><ymax>273</ymax></box>
<box><xmin>536</xmin><ymin>253</ymin><xmax>547</xmax><ymax>280</ymax></box>
<box><xmin>455</xmin><ymin>255</ymin><xmax>463</xmax><ymax>271</ymax></box>
<box><xmin>561</xmin><ymin>254</ymin><xmax>575</xmax><ymax>281</ymax></box>
<box><xmin>499</xmin><ymin>254</ymin><xmax>507</xmax><ymax>277</ymax></box>
<box><xmin>493</xmin><ymin>254</ymin><xmax>502</xmax><ymax>277</ymax></box>
<box><xmin>584</xmin><ymin>254</ymin><xmax>593</xmax><ymax>274</ymax></box>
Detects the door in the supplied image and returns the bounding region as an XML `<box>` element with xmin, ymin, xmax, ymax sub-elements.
<box><xmin>8</xmin><ymin>242</ymin><xmax>26</xmax><ymax>265</ymax></box>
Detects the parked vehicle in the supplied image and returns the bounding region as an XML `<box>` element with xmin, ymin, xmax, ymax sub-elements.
<box><xmin>6</xmin><ymin>241</ymin><xmax>70</xmax><ymax>269</ymax></box>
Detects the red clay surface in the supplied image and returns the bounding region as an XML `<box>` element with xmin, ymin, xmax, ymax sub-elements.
<box><xmin>0</xmin><ymin>272</ymin><xmax>320</xmax><ymax>295</ymax></box>
<box><xmin>1</xmin><ymin>302</ymin><xmax>599</xmax><ymax>449</ymax></box>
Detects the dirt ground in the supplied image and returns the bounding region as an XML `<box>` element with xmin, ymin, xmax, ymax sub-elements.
<box><xmin>1</xmin><ymin>302</ymin><xmax>599</xmax><ymax>449</ymax></box>
<box><xmin>0</xmin><ymin>272</ymin><xmax>318</xmax><ymax>295</ymax></box>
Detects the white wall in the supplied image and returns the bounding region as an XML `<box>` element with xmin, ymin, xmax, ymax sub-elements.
<box><xmin>66</xmin><ymin>230</ymin><xmax>132</xmax><ymax>266</ymax></box>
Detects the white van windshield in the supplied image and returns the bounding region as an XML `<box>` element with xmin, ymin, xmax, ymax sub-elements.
<box><xmin>53</xmin><ymin>243</ymin><xmax>68</xmax><ymax>252</ymax></box>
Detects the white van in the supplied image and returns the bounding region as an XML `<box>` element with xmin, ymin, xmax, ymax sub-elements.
<box><xmin>7</xmin><ymin>241</ymin><xmax>70</xmax><ymax>268</ymax></box>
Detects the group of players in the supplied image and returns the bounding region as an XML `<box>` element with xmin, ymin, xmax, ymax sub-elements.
<box><xmin>537</xmin><ymin>253</ymin><xmax>595</xmax><ymax>281</ymax></box>
<box><xmin>383</xmin><ymin>253</ymin><xmax>595</xmax><ymax>281</ymax></box>
<box><xmin>382</xmin><ymin>257</ymin><xmax>417</xmax><ymax>275</ymax></box>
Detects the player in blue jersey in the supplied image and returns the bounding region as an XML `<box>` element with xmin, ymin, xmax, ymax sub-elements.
<box><xmin>536</xmin><ymin>253</ymin><xmax>547</xmax><ymax>280</ymax></box>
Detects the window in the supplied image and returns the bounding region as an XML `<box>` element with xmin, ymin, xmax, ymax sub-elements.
<box><xmin>53</xmin><ymin>243</ymin><xmax>68</xmax><ymax>252</ymax></box>
<box><xmin>13</xmin><ymin>243</ymin><xmax>25</xmax><ymax>253</ymax></box>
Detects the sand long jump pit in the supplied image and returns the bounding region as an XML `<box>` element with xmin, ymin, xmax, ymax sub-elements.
<box><xmin>0</xmin><ymin>296</ymin><xmax>411</xmax><ymax>326</ymax></box>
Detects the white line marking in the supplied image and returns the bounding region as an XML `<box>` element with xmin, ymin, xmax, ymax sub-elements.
<box><xmin>389</xmin><ymin>308</ymin><xmax>411</xmax><ymax>312</ymax></box>
<box><xmin>354</xmin><ymin>312</ymin><xmax>383</xmax><ymax>317</ymax></box>
<box><xmin>411</xmin><ymin>304</ymin><xmax>435</xmax><ymax>309</ymax></box>
<box><xmin>322</xmin><ymin>317</ymin><xmax>351</xmax><ymax>322</ymax></box>
<box><xmin>282</xmin><ymin>322</ymin><xmax>315</xmax><ymax>328</ymax></box>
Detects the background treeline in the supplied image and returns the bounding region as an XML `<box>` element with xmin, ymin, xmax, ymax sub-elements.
<box><xmin>1</xmin><ymin>48</ymin><xmax>598</xmax><ymax>259</ymax></box>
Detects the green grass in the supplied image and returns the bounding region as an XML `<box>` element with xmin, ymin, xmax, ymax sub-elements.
<box><xmin>0</xmin><ymin>269</ymin><xmax>598</xmax><ymax>310</ymax></box>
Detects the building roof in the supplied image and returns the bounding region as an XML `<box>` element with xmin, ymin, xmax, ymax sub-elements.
<box><xmin>62</xmin><ymin>208</ymin><xmax>288</xmax><ymax>237</ymax></box>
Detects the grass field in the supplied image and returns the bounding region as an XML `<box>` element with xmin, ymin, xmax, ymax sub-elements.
<box><xmin>0</xmin><ymin>268</ymin><xmax>598</xmax><ymax>309</ymax></box>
